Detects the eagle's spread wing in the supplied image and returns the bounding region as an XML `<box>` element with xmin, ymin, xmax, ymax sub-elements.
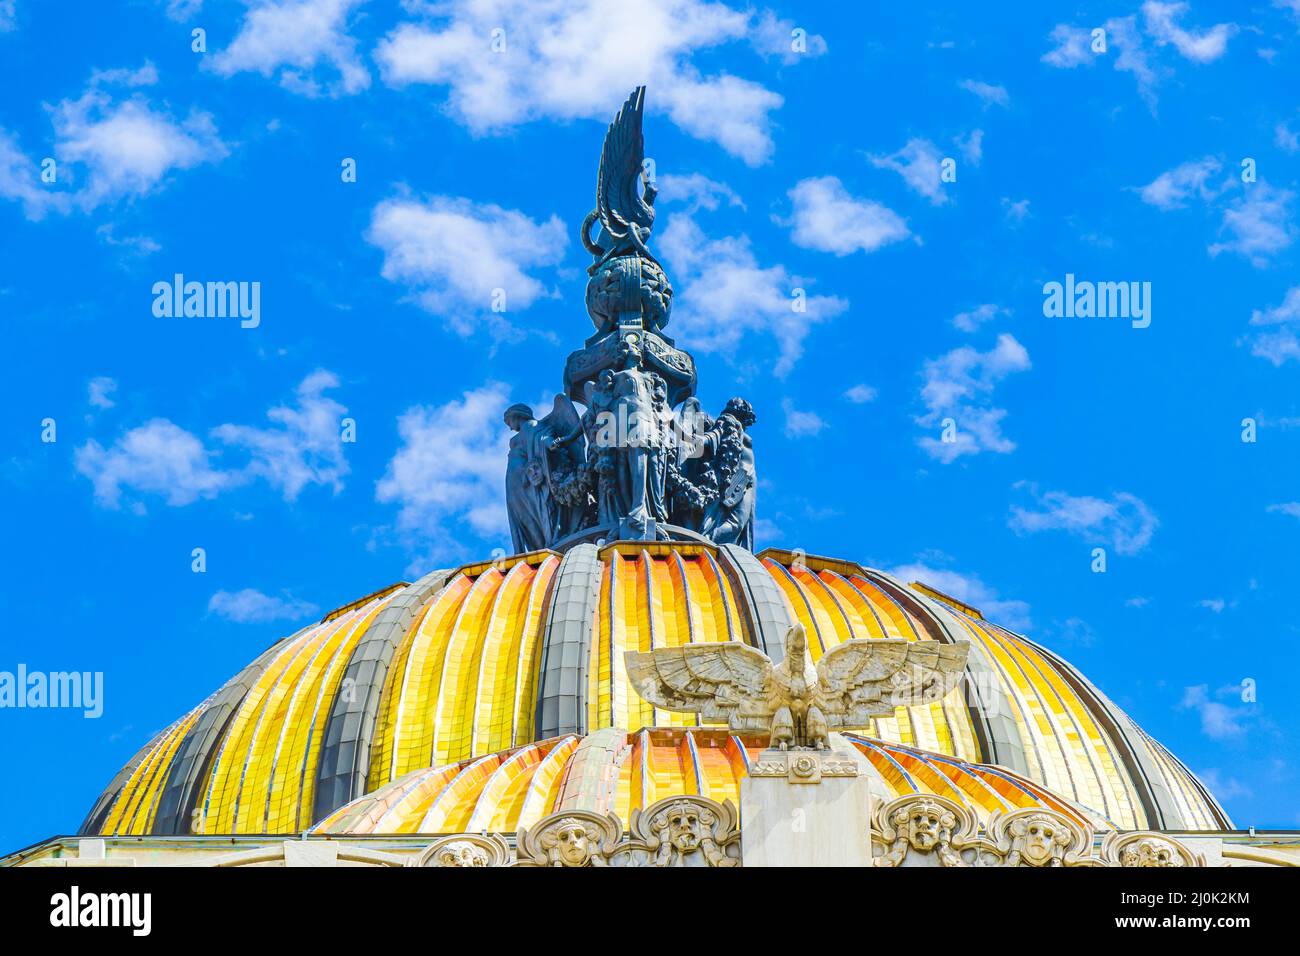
<box><xmin>623</xmin><ymin>643</ymin><xmax>773</xmax><ymax>730</ymax></box>
<box><xmin>597</xmin><ymin>86</ymin><xmax>654</xmax><ymax>245</ymax></box>
<box><xmin>889</xmin><ymin>642</ymin><xmax>969</xmax><ymax>705</ymax></box>
<box><xmin>816</xmin><ymin>639</ymin><xmax>969</xmax><ymax>726</ymax></box>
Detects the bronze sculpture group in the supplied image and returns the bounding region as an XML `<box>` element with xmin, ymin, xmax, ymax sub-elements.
<box><xmin>504</xmin><ymin>88</ymin><xmax>758</xmax><ymax>552</ymax></box>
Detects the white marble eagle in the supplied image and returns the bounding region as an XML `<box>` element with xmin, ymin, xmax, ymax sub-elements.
<box><xmin>624</xmin><ymin>623</ymin><xmax>969</xmax><ymax>750</ymax></box>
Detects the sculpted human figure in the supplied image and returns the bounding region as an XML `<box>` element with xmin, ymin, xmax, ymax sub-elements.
<box><xmin>515</xmin><ymin>809</ymin><xmax>622</xmax><ymax>867</ymax></box>
<box><xmin>1120</xmin><ymin>838</ymin><xmax>1183</xmax><ymax>867</ymax></box>
<box><xmin>435</xmin><ymin>841</ymin><xmax>491</xmax><ymax>867</ymax></box>
<box><xmin>410</xmin><ymin>832</ymin><xmax>512</xmax><ymax>868</ymax></box>
<box><xmin>1102</xmin><ymin>832</ymin><xmax>1200</xmax><ymax>868</ymax></box>
<box><xmin>666</xmin><ymin>398</ymin><xmax>715</xmax><ymax>531</ymax></box>
<box><xmin>644</xmin><ymin>799</ymin><xmax>737</xmax><ymax>868</ymax></box>
<box><xmin>503</xmin><ymin>404</ymin><xmax>551</xmax><ymax>553</ymax></box>
<box><xmin>647</xmin><ymin>372</ymin><xmax>670</xmax><ymax>522</ymax></box>
<box><xmin>697</xmin><ymin>398</ymin><xmax>757</xmax><ymax>548</ymax></box>
<box><xmin>876</xmin><ymin>796</ymin><xmax>969</xmax><ymax>867</ymax></box>
<box><xmin>1007</xmin><ymin>812</ymin><xmax>1072</xmax><ymax>867</ymax></box>
<box><xmin>597</xmin><ymin>341</ymin><xmax>664</xmax><ymax>536</ymax></box>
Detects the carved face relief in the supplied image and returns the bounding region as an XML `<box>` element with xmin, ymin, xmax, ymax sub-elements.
<box><xmin>1121</xmin><ymin>839</ymin><xmax>1182</xmax><ymax>868</ymax></box>
<box><xmin>665</xmin><ymin>803</ymin><xmax>703</xmax><ymax>852</ymax></box>
<box><xmin>1020</xmin><ymin>816</ymin><xmax>1059</xmax><ymax>867</ymax></box>
<box><xmin>436</xmin><ymin>841</ymin><xmax>489</xmax><ymax>868</ymax></box>
<box><xmin>553</xmin><ymin>821</ymin><xmax>593</xmax><ymax>866</ymax></box>
<box><xmin>907</xmin><ymin>804</ymin><xmax>945</xmax><ymax>851</ymax></box>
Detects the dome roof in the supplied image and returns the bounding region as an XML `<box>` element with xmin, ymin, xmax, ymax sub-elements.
<box><xmin>82</xmin><ymin>541</ymin><xmax>1230</xmax><ymax>838</ymax></box>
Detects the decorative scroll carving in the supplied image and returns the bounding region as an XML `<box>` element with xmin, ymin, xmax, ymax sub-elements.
<box><xmin>872</xmin><ymin>794</ymin><xmax>978</xmax><ymax>867</ymax></box>
<box><xmin>408</xmin><ymin>833</ymin><xmax>511</xmax><ymax>868</ymax></box>
<box><xmin>515</xmin><ymin>810</ymin><xmax>623</xmax><ymax>867</ymax></box>
<box><xmin>625</xmin><ymin>622</ymin><xmax>968</xmax><ymax>750</ymax></box>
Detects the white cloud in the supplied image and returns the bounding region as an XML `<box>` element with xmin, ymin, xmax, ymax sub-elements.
<box><xmin>1197</xmin><ymin>598</ymin><xmax>1226</xmax><ymax>613</ymax></box>
<box><xmin>915</xmin><ymin>333</ymin><xmax>1030</xmax><ymax>463</ymax></box>
<box><xmin>892</xmin><ymin>561</ymin><xmax>1031</xmax><ymax>632</ymax></box>
<box><xmin>1041</xmin><ymin>24</ymin><xmax>1095</xmax><ymax>68</ymax></box>
<box><xmin>75</xmin><ymin>371</ymin><xmax>349</xmax><ymax>510</ymax></box>
<box><xmin>954</xmin><ymin>129</ymin><xmax>983</xmax><ymax>166</ymax></box>
<box><xmin>1276</xmin><ymin>122</ymin><xmax>1300</xmax><ymax>154</ymax></box>
<box><xmin>782</xmin><ymin>399</ymin><xmax>825</xmax><ymax>438</ymax></box>
<box><xmin>54</xmin><ymin>90</ymin><xmax>227</xmax><ymax>212</ymax></box>
<box><xmin>1138</xmin><ymin>161</ymin><xmax>1294</xmax><ymax>266</ymax></box>
<box><xmin>1246</xmin><ymin>287</ymin><xmax>1300</xmax><ymax>365</ymax></box>
<box><xmin>87</xmin><ymin>376</ymin><xmax>117</xmax><ymax>410</ymax></box>
<box><xmin>1137</xmin><ymin>156</ymin><xmax>1222</xmax><ymax>209</ymax></box>
<box><xmin>0</xmin><ymin>67</ymin><xmax>227</xmax><ymax>220</ymax></box>
<box><xmin>1209</xmin><ymin>184</ymin><xmax>1295</xmax><ymax>266</ymax></box>
<box><xmin>1001</xmin><ymin>197</ymin><xmax>1030</xmax><ymax>222</ymax></box>
<box><xmin>366</xmin><ymin>194</ymin><xmax>566</xmax><ymax>337</ymax></box>
<box><xmin>374</xmin><ymin>0</ymin><xmax>785</xmax><ymax>165</ymax></box>
<box><xmin>1009</xmin><ymin>483</ymin><xmax>1158</xmax><ymax>555</ymax></box>
<box><xmin>0</xmin><ymin>130</ymin><xmax>55</xmax><ymax>217</ymax></box>
<box><xmin>211</xmin><ymin>369</ymin><xmax>349</xmax><ymax>501</ymax></box>
<box><xmin>376</xmin><ymin>382</ymin><xmax>513</xmax><ymax>554</ymax></box>
<box><xmin>959</xmin><ymin>78</ymin><xmax>1009</xmax><ymax>108</ymax></box>
<box><xmin>162</xmin><ymin>1</ymin><xmax>203</xmax><ymax>20</ymax></box>
<box><xmin>96</xmin><ymin>224</ymin><xmax>162</xmax><ymax>257</ymax></box>
<box><xmin>843</xmin><ymin>384</ymin><xmax>877</xmax><ymax>404</ymax></box>
<box><xmin>783</xmin><ymin>176</ymin><xmax>911</xmax><ymax>255</ymax></box>
<box><xmin>76</xmin><ymin>419</ymin><xmax>236</xmax><ymax>510</ymax></box>
<box><xmin>1179</xmin><ymin>685</ymin><xmax>1248</xmax><ymax>741</ymax></box>
<box><xmin>209</xmin><ymin>588</ymin><xmax>319</xmax><ymax>624</ymax></box>
<box><xmin>1267</xmin><ymin>501</ymin><xmax>1300</xmax><ymax>519</ymax></box>
<box><xmin>952</xmin><ymin>303</ymin><xmax>1005</xmax><ymax>333</ymax></box>
<box><xmin>1142</xmin><ymin>1</ymin><xmax>1236</xmax><ymax>63</ymax></box>
<box><xmin>659</xmin><ymin>210</ymin><xmax>848</xmax><ymax>376</ymax></box>
<box><xmin>1108</xmin><ymin>15</ymin><xmax>1162</xmax><ymax>109</ymax></box>
<box><xmin>0</xmin><ymin>1</ymin><xmax>13</xmax><ymax>31</ymax></box>
<box><xmin>868</xmin><ymin>138</ymin><xmax>949</xmax><ymax>206</ymax></box>
<box><xmin>750</xmin><ymin>11</ymin><xmax>827</xmax><ymax>63</ymax></box>
<box><xmin>657</xmin><ymin>172</ymin><xmax>745</xmax><ymax>212</ymax></box>
<box><xmin>1045</xmin><ymin>10</ymin><xmax>1228</xmax><ymax>108</ymax></box>
<box><xmin>209</xmin><ymin>0</ymin><xmax>370</xmax><ymax>97</ymax></box>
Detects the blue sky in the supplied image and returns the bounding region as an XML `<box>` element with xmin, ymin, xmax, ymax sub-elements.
<box><xmin>1</xmin><ymin>0</ymin><xmax>1299</xmax><ymax>851</ymax></box>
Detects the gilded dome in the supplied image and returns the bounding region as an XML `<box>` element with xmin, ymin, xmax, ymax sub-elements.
<box><xmin>82</xmin><ymin>541</ymin><xmax>1230</xmax><ymax>838</ymax></box>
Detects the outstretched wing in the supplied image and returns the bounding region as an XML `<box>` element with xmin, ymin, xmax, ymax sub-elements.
<box><xmin>597</xmin><ymin>86</ymin><xmax>653</xmax><ymax>244</ymax></box>
<box><xmin>537</xmin><ymin>393</ymin><xmax>583</xmax><ymax>471</ymax></box>
<box><xmin>891</xmin><ymin>642</ymin><xmax>969</xmax><ymax>705</ymax></box>
<box><xmin>624</xmin><ymin>643</ymin><xmax>773</xmax><ymax>729</ymax></box>
<box><xmin>815</xmin><ymin>639</ymin><xmax>968</xmax><ymax>726</ymax></box>
<box><xmin>538</xmin><ymin>393</ymin><xmax>581</xmax><ymax>438</ymax></box>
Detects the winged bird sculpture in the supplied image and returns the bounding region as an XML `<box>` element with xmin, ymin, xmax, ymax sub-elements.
<box><xmin>624</xmin><ymin>623</ymin><xmax>969</xmax><ymax>750</ymax></box>
<box><xmin>582</xmin><ymin>86</ymin><xmax>657</xmax><ymax>265</ymax></box>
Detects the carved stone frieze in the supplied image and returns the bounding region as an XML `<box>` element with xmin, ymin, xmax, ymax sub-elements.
<box><xmin>408</xmin><ymin>833</ymin><xmax>512</xmax><ymax>868</ymax></box>
<box><xmin>1102</xmin><ymin>830</ymin><xmax>1204</xmax><ymax>867</ymax></box>
<box><xmin>872</xmin><ymin>794</ymin><xmax>978</xmax><ymax>867</ymax></box>
<box><xmin>986</xmin><ymin>807</ymin><xmax>1095</xmax><ymax>867</ymax></box>
<box><xmin>514</xmin><ymin>810</ymin><xmax>623</xmax><ymax>867</ymax></box>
